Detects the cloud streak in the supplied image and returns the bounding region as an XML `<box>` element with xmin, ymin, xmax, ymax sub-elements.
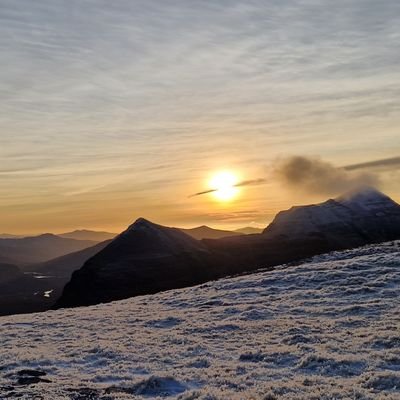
<box><xmin>276</xmin><ymin>156</ymin><xmax>380</xmax><ymax>195</ymax></box>
<box><xmin>344</xmin><ymin>156</ymin><xmax>400</xmax><ymax>171</ymax></box>
<box><xmin>189</xmin><ymin>179</ymin><xmax>267</xmax><ymax>198</ymax></box>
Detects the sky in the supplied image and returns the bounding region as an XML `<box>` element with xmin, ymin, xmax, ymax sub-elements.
<box><xmin>0</xmin><ymin>0</ymin><xmax>399</xmax><ymax>234</ymax></box>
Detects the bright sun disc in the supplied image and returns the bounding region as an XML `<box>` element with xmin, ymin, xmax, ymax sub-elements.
<box><xmin>210</xmin><ymin>171</ymin><xmax>239</xmax><ymax>201</ymax></box>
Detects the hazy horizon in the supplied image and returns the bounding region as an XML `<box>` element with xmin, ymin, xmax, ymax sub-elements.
<box><xmin>1</xmin><ymin>1</ymin><xmax>399</xmax><ymax>234</ymax></box>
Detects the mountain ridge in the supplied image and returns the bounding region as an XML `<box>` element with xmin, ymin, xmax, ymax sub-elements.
<box><xmin>56</xmin><ymin>187</ymin><xmax>400</xmax><ymax>309</ymax></box>
<box><xmin>264</xmin><ymin>187</ymin><xmax>400</xmax><ymax>246</ymax></box>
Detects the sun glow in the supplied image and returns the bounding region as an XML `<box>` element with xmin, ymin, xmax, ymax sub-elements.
<box><xmin>210</xmin><ymin>171</ymin><xmax>239</xmax><ymax>201</ymax></box>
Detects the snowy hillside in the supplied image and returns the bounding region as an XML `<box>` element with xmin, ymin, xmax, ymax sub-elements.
<box><xmin>1</xmin><ymin>241</ymin><xmax>399</xmax><ymax>399</ymax></box>
<box><xmin>264</xmin><ymin>188</ymin><xmax>400</xmax><ymax>244</ymax></box>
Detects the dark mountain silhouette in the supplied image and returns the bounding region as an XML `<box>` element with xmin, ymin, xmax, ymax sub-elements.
<box><xmin>234</xmin><ymin>227</ymin><xmax>263</xmax><ymax>234</ymax></box>
<box><xmin>55</xmin><ymin>188</ymin><xmax>400</xmax><ymax>309</ymax></box>
<box><xmin>58</xmin><ymin>230</ymin><xmax>117</xmax><ymax>242</ymax></box>
<box><xmin>179</xmin><ymin>225</ymin><xmax>242</xmax><ymax>240</ymax></box>
<box><xmin>0</xmin><ymin>234</ymin><xmax>97</xmax><ymax>265</ymax></box>
<box><xmin>56</xmin><ymin>219</ymin><xmax>235</xmax><ymax>307</ymax></box>
<box><xmin>0</xmin><ymin>229</ymin><xmax>234</xmax><ymax>316</ymax></box>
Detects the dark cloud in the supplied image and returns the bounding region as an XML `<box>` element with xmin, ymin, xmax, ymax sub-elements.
<box><xmin>344</xmin><ymin>156</ymin><xmax>400</xmax><ymax>171</ymax></box>
<box><xmin>276</xmin><ymin>156</ymin><xmax>380</xmax><ymax>195</ymax></box>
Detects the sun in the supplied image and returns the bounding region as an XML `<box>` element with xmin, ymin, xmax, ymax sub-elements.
<box><xmin>209</xmin><ymin>171</ymin><xmax>239</xmax><ymax>201</ymax></box>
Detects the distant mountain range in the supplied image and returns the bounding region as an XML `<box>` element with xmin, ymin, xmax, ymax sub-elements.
<box><xmin>0</xmin><ymin>234</ymin><xmax>24</xmax><ymax>239</ymax></box>
<box><xmin>1</xmin><ymin>226</ymin><xmax>259</xmax><ymax>244</ymax></box>
<box><xmin>58</xmin><ymin>230</ymin><xmax>117</xmax><ymax>242</ymax></box>
<box><xmin>181</xmin><ymin>226</ymin><xmax>264</xmax><ymax>239</ymax></box>
<box><xmin>55</xmin><ymin>187</ymin><xmax>400</xmax><ymax>309</ymax></box>
<box><xmin>1</xmin><ymin>225</ymin><xmax>255</xmax><ymax>245</ymax></box>
<box><xmin>179</xmin><ymin>225</ymin><xmax>243</xmax><ymax>240</ymax></box>
<box><xmin>0</xmin><ymin>234</ymin><xmax>97</xmax><ymax>265</ymax></box>
<box><xmin>234</xmin><ymin>227</ymin><xmax>263</xmax><ymax>234</ymax></box>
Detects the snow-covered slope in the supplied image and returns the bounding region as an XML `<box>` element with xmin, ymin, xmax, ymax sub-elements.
<box><xmin>337</xmin><ymin>187</ymin><xmax>399</xmax><ymax>213</ymax></box>
<box><xmin>1</xmin><ymin>241</ymin><xmax>399</xmax><ymax>399</ymax></box>
<box><xmin>264</xmin><ymin>187</ymin><xmax>400</xmax><ymax>246</ymax></box>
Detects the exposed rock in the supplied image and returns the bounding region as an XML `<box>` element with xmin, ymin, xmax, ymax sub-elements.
<box><xmin>7</xmin><ymin>370</ymin><xmax>51</xmax><ymax>386</ymax></box>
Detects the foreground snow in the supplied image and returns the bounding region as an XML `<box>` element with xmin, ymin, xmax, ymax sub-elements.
<box><xmin>1</xmin><ymin>242</ymin><xmax>399</xmax><ymax>399</ymax></box>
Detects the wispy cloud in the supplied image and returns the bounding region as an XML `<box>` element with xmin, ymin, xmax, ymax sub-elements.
<box><xmin>344</xmin><ymin>156</ymin><xmax>400</xmax><ymax>171</ymax></box>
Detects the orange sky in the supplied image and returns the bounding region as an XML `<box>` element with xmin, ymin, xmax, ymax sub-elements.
<box><xmin>0</xmin><ymin>1</ymin><xmax>399</xmax><ymax>234</ymax></box>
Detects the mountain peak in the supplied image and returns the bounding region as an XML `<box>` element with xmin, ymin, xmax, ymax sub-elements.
<box><xmin>337</xmin><ymin>186</ymin><xmax>388</xmax><ymax>202</ymax></box>
<box><xmin>36</xmin><ymin>233</ymin><xmax>58</xmax><ymax>239</ymax></box>
<box><xmin>127</xmin><ymin>217</ymin><xmax>161</xmax><ymax>231</ymax></box>
<box><xmin>337</xmin><ymin>186</ymin><xmax>397</xmax><ymax>212</ymax></box>
<box><xmin>263</xmin><ymin>187</ymin><xmax>400</xmax><ymax>243</ymax></box>
<box><xmin>119</xmin><ymin>218</ymin><xmax>204</xmax><ymax>252</ymax></box>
